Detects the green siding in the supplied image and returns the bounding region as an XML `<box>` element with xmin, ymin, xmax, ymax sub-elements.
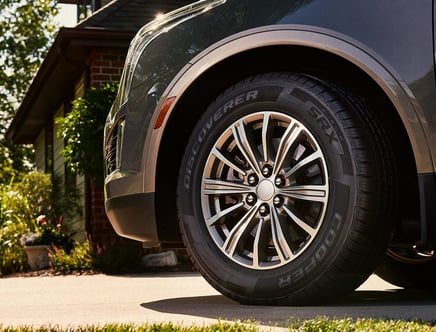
<box><xmin>34</xmin><ymin>131</ymin><xmax>45</xmax><ymax>172</ymax></box>
<box><xmin>53</xmin><ymin>106</ymin><xmax>86</xmax><ymax>243</ymax></box>
<box><xmin>53</xmin><ymin>108</ymin><xmax>65</xmax><ymax>178</ymax></box>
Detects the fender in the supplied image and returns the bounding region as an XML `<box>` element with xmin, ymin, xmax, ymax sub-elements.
<box><xmin>143</xmin><ymin>25</ymin><xmax>434</xmax><ymax>193</ymax></box>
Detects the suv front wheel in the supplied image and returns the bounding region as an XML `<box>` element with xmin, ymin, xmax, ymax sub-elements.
<box><xmin>177</xmin><ymin>72</ymin><xmax>395</xmax><ymax>305</ymax></box>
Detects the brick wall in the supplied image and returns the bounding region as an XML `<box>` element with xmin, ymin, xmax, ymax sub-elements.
<box><xmin>87</xmin><ymin>49</ymin><xmax>125</xmax><ymax>88</ymax></box>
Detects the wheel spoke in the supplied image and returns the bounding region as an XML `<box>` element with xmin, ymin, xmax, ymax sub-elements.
<box><xmin>222</xmin><ymin>204</ymin><xmax>259</xmax><ymax>256</ymax></box>
<box><xmin>205</xmin><ymin>201</ymin><xmax>245</xmax><ymax>227</ymax></box>
<box><xmin>232</xmin><ymin>120</ymin><xmax>261</xmax><ymax>175</ymax></box>
<box><xmin>279</xmin><ymin>184</ymin><xmax>328</xmax><ymax>203</ymax></box>
<box><xmin>283</xmin><ymin>204</ymin><xmax>317</xmax><ymax>237</ymax></box>
<box><xmin>272</xmin><ymin>121</ymin><xmax>302</xmax><ymax>176</ymax></box>
<box><xmin>261</xmin><ymin>112</ymin><xmax>275</xmax><ymax>163</ymax></box>
<box><xmin>271</xmin><ymin>206</ymin><xmax>294</xmax><ymax>262</ymax></box>
<box><xmin>252</xmin><ymin>219</ymin><xmax>263</xmax><ymax>268</ymax></box>
<box><xmin>211</xmin><ymin>147</ymin><xmax>247</xmax><ymax>176</ymax></box>
<box><xmin>284</xmin><ymin>149</ymin><xmax>323</xmax><ymax>178</ymax></box>
<box><xmin>203</xmin><ymin>178</ymin><xmax>253</xmax><ymax>195</ymax></box>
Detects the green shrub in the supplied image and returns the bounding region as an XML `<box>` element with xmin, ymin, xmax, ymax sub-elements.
<box><xmin>0</xmin><ymin>140</ymin><xmax>34</xmax><ymax>187</ymax></box>
<box><xmin>0</xmin><ymin>173</ymin><xmax>51</xmax><ymax>276</ymax></box>
<box><xmin>49</xmin><ymin>239</ymin><xmax>143</xmax><ymax>274</ymax></box>
<box><xmin>92</xmin><ymin>242</ymin><xmax>143</xmax><ymax>274</ymax></box>
<box><xmin>49</xmin><ymin>240</ymin><xmax>94</xmax><ymax>273</ymax></box>
<box><xmin>0</xmin><ymin>172</ymin><xmax>78</xmax><ymax>276</ymax></box>
<box><xmin>56</xmin><ymin>82</ymin><xmax>119</xmax><ymax>186</ymax></box>
<box><xmin>0</xmin><ymin>220</ymin><xmax>28</xmax><ymax>276</ymax></box>
<box><xmin>0</xmin><ymin>170</ymin><xmax>142</xmax><ymax>276</ymax></box>
<box><xmin>19</xmin><ymin>215</ymin><xmax>74</xmax><ymax>251</ymax></box>
<box><xmin>0</xmin><ymin>172</ymin><xmax>52</xmax><ymax>231</ymax></box>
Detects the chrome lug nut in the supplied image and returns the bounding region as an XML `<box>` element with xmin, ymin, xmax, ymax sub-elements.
<box><xmin>246</xmin><ymin>194</ymin><xmax>256</xmax><ymax>205</ymax></box>
<box><xmin>273</xmin><ymin>196</ymin><xmax>282</xmax><ymax>206</ymax></box>
<box><xmin>275</xmin><ymin>176</ymin><xmax>284</xmax><ymax>187</ymax></box>
<box><xmin>259</xmin><ymin>204</ymin><xmax>269</xmax><ymax>216</ymax></box>
<box><xmin>247</xmin><ymin>174</ymin><xmax>258</xmax><ymax>185</ymax></box>
<box><xmin>262</xmin><ymin>165</ymin><xmax>272</xmax><ymax>177</ymax></box>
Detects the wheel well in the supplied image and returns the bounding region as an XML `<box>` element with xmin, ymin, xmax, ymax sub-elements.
<box><xmin>155</xmin><ymin>45</ymin><xmax>419</xmax><ymax>245</ymax></box>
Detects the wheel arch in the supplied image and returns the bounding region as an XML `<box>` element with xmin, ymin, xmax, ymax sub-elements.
<box><xmin>153</xmin><ymin>26</ymin><xmax>422</xmax><ymax>244</ymax></box>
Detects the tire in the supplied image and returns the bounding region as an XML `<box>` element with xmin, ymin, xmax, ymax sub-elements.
<box><xmin>376</xmin><ymin>244</ymin><xmax>436</xmax><ymax>289</ymax></box>
<box><xmin>177</xmin><ymin>72</ymin><xmax>394</xmax><ymax>305</ymax></box>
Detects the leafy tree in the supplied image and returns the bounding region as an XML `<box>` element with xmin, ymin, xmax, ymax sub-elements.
<box><xmin>56</xmin><ymin>82</ymin><xmax>119</xmax><ymax>186</ymax></box>
<box><xmin>0</xmin><ymin>139</ymin><xmax>34</xmax><ymax>185</ymax></box>
<box><xmin>0</xmin><ymin>0</ymin><xmax>59</xmax><ymax>184</ymax></box>
<box><xmin>0</xmin><ymin>0</ymin><xmax>59</xmax><ymax>129</ymax></box>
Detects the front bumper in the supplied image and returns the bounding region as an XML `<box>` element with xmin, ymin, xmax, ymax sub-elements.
<box><xmin>105</xmin><ymin>192</ymin><xmax>158</xmax><ymax>245</ymax></box>
<box><xmin>104</xmin><ymin>101</ymin><xmax>158</xmax><ymax>243</ymax></box>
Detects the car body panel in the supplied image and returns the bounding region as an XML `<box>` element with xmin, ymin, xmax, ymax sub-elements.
<box><xmin>147</xmin><ymin>26</ymin><xmax>432</xmax><ymax>196</ymax></box>
<box><xmin>104</xmin><ymin>0</ymin><xmax>436</xmax><ymax>244</ymax></box>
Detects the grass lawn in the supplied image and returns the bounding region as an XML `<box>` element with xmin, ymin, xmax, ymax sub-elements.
<box><xmin>1</xmin><ymin>317</ymin><xmax>436</xmax><ymax>332</ymax></box>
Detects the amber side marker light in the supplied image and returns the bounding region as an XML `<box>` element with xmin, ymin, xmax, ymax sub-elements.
<box><xmin>154</xmin><ymin>96</ymin><xmax>176</xmax><ymax>129</ymax></box>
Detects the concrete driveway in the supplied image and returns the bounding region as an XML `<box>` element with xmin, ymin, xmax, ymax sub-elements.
<box><xmin>1</xmin><ymin>272</ymin><xmax>436</xmax><ymax>330</ymax></box>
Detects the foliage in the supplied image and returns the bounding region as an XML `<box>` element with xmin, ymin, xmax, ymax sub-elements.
<box><xmin>0</xmin><ymin>218</ymin><xmax>28</xmax><ymax>276</ymax></box>
<box><xmin>1</xmin><ymin>318</ymin><xmax>436</xmax><ymax>332</ymax></box>
<box><xmin>0</xmin><ymin>0</ymin><xmax>59</xmax><ymax>186</ymax></box>
<box><xmin>49</xmin><ymin>240</ymin><xmax>94</xmax><ymax>273</ymax></box>
<box><xmin>291</xmin><ymin>316</ymin><xmax>436</xmax><ymax>331</ymax></box>
<box><xmin>0</xmin><ymin>0</ymin><xmax>59</xmax><ymax>135</ymax></box>
<box><xmin>49</xmin><ymin>239</ymin><xmax>143</xmax><ymax>275</ymax></box>
<box><xmin>56</xmin><ymin>82</ymin><xmax>119</xmax><ymax>186</ymax></box>
<box><xmin>0</xmin><ymin>169</ymin><xmax>139</xmax><ymax>276</ymax></box>
<box><xmin>0</xmin><ymin>140</ymin><xmax>34</xmax><ymax>186</ymax></box>
<box><xmin>0</xmin><ymin>172</ymin><xmax>52</xmax><ymax>230</ymax></box>
<box><xmin>48</xmin><ymin>174</ymin><xmax>83</xmax><ymax>227</ymax></box>
<box><xmin>0</xmin><ymin>321</ymin><xmax>260</xmax><ymax>332</ymax></box>
<box><xmin>92</xmin><ymin>241</ymin><xmax>143</xmax><ymax>274</ymax></box>
<box><xmin>0</xmin><ymin>172</ymin><xmax>80</xmax><ymax>276</ymax></box>
<box><xmin>19</xmin><ymin>215</ymin><xmax>73</xmax><ymax>250</ymax></box>
<box><xmin>0</xmin><ymin>174</ymin><xmax>45</xmax><ymax>275</ymax></box>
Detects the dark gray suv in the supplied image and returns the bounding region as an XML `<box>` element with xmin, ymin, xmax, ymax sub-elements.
<box><xmin>104</xmin><ymin>0</ymin><xmax>436</xmax><ymax>304</ymax></box>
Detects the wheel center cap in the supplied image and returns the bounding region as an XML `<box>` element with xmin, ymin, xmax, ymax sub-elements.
<box><xmin>257</xmin><ymin>180</ymin><xmax>275</xmax><ymax>201</ymax></box>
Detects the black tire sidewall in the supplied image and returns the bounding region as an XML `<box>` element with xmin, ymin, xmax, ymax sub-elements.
<box><xmin>178</xmin><ymin>74</ymin><xmax>366</xmax><ymax>302</ymax></box>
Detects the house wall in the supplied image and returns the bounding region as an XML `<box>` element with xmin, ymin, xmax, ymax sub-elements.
<box><xmin>53</xmin><ymin>107</ymin><xmax>65</xmax><ymax>177</ymax></box>
<box><xmin>34</xmin><ymin>132</ymin><xmax>45</xmax><ymax>172</ymax></box>
<box><xmin>34</xmin><ymin>48</ymin><xmax>136</xmax><ymax>248</ymax></box>
<box><xmin>74</xmin><ymin>73</ymin><xmax>86</xmax><ymax>99</ymax></box>
<box><xmin>88</xmin><ymin>49</ymin><xmax>125</xmax><ymax>88</ymax></box>
<box><xmin>70</xmin><ymin>76</ymin><xmax>87</xmax><ymax>242</ymax></box>
<box><xmin>33</xmin><ymin>105</ymin><xmax>86</xmax><ymax>242</ymax></box>
<box><xmin>54</xmin><ymin>106</ymin><xmax>86</xmax><ymax>243</ymax></box>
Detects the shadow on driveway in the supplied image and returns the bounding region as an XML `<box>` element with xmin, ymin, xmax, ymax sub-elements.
<box><xmin>141</xmin><ymin>288</ymin><xmax>436</xmax><ymax>326</ymax></box>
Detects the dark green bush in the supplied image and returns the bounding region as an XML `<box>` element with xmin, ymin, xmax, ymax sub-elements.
<box><xmin>49</xmin><ymin>240</ymin><xmax>94</xmax><ymax>273</ymax></box>
<box><xmin>92</xmin><ymin>242</ymin><xmax>143</xmax><ymax>274</ymax></box>
<box><xmin>49</xmin><ymin>239</ymin><xmax>143</xmax><ymax>274</ymax></box>
<box><xmin>56</xmin><ymin>82</ymin><xmax>119</xmax><ymax>186</ymax></box>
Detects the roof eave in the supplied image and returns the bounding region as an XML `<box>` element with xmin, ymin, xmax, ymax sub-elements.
<box><xmin>6</xmin><ymin>27</ymin><xmax>134</xmax><ymax>144</ymax></box>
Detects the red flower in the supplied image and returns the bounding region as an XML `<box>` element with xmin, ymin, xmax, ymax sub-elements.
<box><xmin>37</xmin><ymin>215</ymin><xmax>48</xmax><ymax>225</ymax></box>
